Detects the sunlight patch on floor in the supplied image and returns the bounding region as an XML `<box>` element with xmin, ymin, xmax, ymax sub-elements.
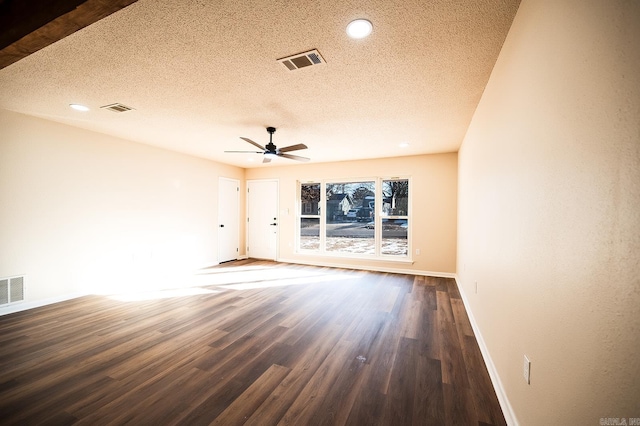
<box><xmin>104</xmin><ymin>263</ymin><xmax>361</xmax><ymax>301</ymax></box>
<box><xmin>193</xmin><ymin>265</ymin><xmax>362</xmax><ymax>288</ymax></box>
<box><xmin>109</xmin><ymin>287</ymin><xmax>221</xmax><ymax>302</ymax></box>
<box><xmin>215</xmin><ymin>272</ymin><xmax>356</xmax><ymax>291</ymax></box>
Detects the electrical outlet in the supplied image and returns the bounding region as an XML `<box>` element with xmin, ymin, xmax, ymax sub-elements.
<box><xmin>523</xmin><ymin>355</ymin><xmax>531</xmax><ymax>384</ymax></box>
<box><xmin>474</xmin><ymin>281</ymin><xmax>478</xmax><ymax>294</ymax></box>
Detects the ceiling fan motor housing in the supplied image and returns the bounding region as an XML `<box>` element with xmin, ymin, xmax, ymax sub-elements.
<box><xmin>265</xmin><ymin>142</ymin><xmax>277</xmax><ymax>153</ymax></box>
<box><xmin>266</xmin><ymin>127</ymin><xmax>277</xmax><ymax>152</ymax></box>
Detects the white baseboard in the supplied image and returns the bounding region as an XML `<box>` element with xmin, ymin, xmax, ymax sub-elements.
<box><xmin>454</xmin><ymin>275</ymin><xmax>518</xmax><ymax>426</ymax></box>
<box><xmin>276</xmin><ymin>257</ymin><xmax>455</xmax><ymax>278</ymax></box>
<box><xmin>0</xmin><ymin>292</ymin><xmax>87</xmax><ymax>317</ymax></box>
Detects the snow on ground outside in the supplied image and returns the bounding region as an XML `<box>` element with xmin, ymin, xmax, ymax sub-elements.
<box><xmin>300</xmin><ymin>237</ymin><xmax>408</xmax><ymax>256</ymax></box>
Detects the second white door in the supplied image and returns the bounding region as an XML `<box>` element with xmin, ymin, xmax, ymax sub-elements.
<box><xmin>247</xmin><ymin>179</ymin><xmax>278</xmax><ymax>260</ymax></box>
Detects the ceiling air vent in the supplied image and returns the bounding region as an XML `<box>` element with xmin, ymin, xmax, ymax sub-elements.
<box><xmin>101</xmin><ymin>103</ymin><xmax>134</xmax><ymax>113</ymax></box>
<box><xmin>277</xmin><ymin>49</ymin><xmax>326</xmax><ymax>71</ymax></box>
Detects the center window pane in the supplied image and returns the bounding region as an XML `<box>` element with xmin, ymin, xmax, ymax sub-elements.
<box><xmin>325</xmin><ymin>182</ymin><xmax>375</xmax><ymax>254</ymax></box>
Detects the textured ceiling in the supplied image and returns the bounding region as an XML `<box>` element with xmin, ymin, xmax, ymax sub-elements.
<box><xmin>0</xmin><ymin>0</ymin><xmax>520</xmax><ymax>167</ymax></box>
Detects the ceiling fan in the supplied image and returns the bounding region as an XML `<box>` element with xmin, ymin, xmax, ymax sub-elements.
<box><xmin>225</xmin><ymin>127</ymin><xmax>309</xmax><ymax>163</ymax></box>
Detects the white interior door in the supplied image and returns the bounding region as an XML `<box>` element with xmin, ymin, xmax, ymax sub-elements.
<box><xmin>218</xmin><ymin>177</ymin><xmax>239</xmax><ymax>263</ymax></box>
<box><xmin>247</xmin><ymin>180</ymin><xmax>278</xmax><ymax>260</ymax></box>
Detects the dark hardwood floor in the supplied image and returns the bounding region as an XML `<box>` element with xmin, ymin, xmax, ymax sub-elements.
<box><xmin>0</xmin><ymin>260</ymin><xmax>505</xmax><ymax>425</ymax></box>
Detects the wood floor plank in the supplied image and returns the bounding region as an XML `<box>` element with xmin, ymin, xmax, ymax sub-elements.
<box><xmin>90</xmin><ymin>365</ymin><xmax>202</xmax><ymax>425</ymax></box>
<box><xmin>309</xmin><ymin>312</ymin><xmax>389</xmax><ymax>426</ymax></box>
<box><xmin>448</xmin><ymin>280</ymin><xmax>463</xmax><ymax>299</ymax></box>
<box><xmin>378</xmin><ymin>283</ymin><xmax>402</xmax><ymax>313</ymax></box>
<box><xmin>211</xmin><ymin>364</ymin><xmax>291</xmax><ymax>425</ymax></box>
<box><xmin>276</xmin><ymin>286</ymin><xmax>357</xmax><ymax>347</ymax></box>
<box><xmin>344</xmin><ymin>316</ymin><xmax>398</xmax><ymax>425</ymax></box>
<box><xmin>382</xmin><ymin>336</ymin><xmax>418</xmax><ymax>426</ymax></box>
<box><xmin>436</xmin><ymin>289</ymin><xmax>455</xmax><ymax>324</ymax></box>
<box><xmin>173</xmin><ymin>333</ymin><xmax>291</xmax><ymax>424</ymax></box>
<box><xmin>438</xmin><ymin>307</ymin><xmax>468</xmax><ymax>388</ymax></box>
<box><xmin>443</xmin><ymin>382</ymin><xmax>478</xmax><ymax>426</ymax></box>
<box><xmin>277</xmin><ymin>338</ymin><xmax>357</xmax><ymax>425</ymax></box>
<box><xmin>424</xmin><ymin>285</ymin><xmax>438</xmax><ymax>311</ymax></box>
<box><xmin>243</xmin><ymin>321</ymin><xmax>345</xmax><ymax>425</ymax></box>
<box><xmin>451</xmin><ymin>298</ymin><xmax>475</xmax><ymax>338</ymax></box>
<box><xmin>400</xmin><ymin>297</ymin><xmax>422</xmax><ymax>339</ymax></box>
<box><xmin>413</xmin><ymin>355</ymin><xmax>445</xmax><ymax>426</ymax></box>
<box><xmin>0</xmin><ymin>260</ymin><xmax>505</xmax><ymax>426</ymax></box>
<box><xmin>416</xmin><ymin>308</ymin><xmax>440</xmax><ymax>360</ymax></box>
<box><xmin>461</xmin><ymin>335</ymin><xmax>507</xmax><ymax>426</ymax></box>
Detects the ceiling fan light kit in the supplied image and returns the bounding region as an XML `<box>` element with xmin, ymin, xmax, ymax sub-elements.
<box><xmin>225</xmin><ymin>127</ymin><xmax>310</xmax><ymax>164</ymax></box>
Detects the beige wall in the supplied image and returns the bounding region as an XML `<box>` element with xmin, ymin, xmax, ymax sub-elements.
<box><xmin>0</xmin><ymin>109</ymin><xmax>245</xmax><ymax>307</ymax></box>
<box><xmin>457</xmin><ymin>0</ymin><xmax>640</xmax><ymax>424</ymax></box>
<box><xmin>246</xmin><ymin>153</ymin><xmax>458</xmax><ymax>275</ymax></box>
<box><xmin>0</xmin><ymin>108</ymin><xmax>456</xmax><ymax>311</ymax></box>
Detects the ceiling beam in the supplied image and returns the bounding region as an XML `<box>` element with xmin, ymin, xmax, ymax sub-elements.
<box><xmin>0</xmin><ymin>0</ymin><xmax>137</xmax><ymax>70</ymax></box>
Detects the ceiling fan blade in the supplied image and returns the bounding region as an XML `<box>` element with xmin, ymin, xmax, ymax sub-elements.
<box><xmin>262</xmin><ymin>156</ymin><xmax>272</xmax><ymax>163</ymax></box>
<box><xmin>280</xmin><ymin>153</ymin><xmax>310</xmax><ymax>162</ymax></box>
<box><xmin>224</xmin><ymin>150</ymin><xmax>263</xmax><ymax>153</ymax></box>
<box><xmin>278</xmin><ymin>143</ymin><xmax>308</xmax><ymax>153</ymax></box>
<box><xmin>240</xmin><ymin>137</ymin><xmax>265</xmax><ymax>150</ymax></box>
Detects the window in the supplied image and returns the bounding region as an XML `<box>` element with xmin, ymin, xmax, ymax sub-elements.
<box><xmin>299</xmin><ymin>183</ymin><xmax>320</xmax><ymax>251</ymax></box>
<box><xmin>381</xmin><ymin>179</ymin><xmax>409</xmax><ymax>256</ymax></box>
<box><xmin>297</xmin><ymin>178</ymin><xmax>410</xmax><ymax>259</ymax></box>
<box><xmin>326</xmin><ymin>181</ymin><xmax>375</xmax><ymax>254</ymax></box>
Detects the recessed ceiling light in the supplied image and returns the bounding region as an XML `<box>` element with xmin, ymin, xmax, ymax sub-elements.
<box><xmin>399</xmin><ymin>142</ymin><xmax>410</xmax><ymax>148</ymax></box>
<box><xmin>346</xmin><ymin>19</ymin><xmax>373</xmax><ymax>39</ymax></box>
<box><xmin>69</xmin><ymin>103</ymin><xmax>89</xmax><ymax>112</ymax></box>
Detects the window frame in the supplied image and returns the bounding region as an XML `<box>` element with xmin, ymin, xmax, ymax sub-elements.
<box><xmin>296</xmin><ymin>176</ymin><xmax>411</xmax><ymax>261</ymax></box>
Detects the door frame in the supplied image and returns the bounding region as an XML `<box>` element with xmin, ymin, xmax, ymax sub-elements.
<box><xmin>246</xmin><ymin>179</ymin><xmax>279</xmax><ymax>261</ymax></box>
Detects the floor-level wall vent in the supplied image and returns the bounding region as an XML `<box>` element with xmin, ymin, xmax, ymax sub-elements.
<box><xmin>0</xmin><ymin>276</ymin><xmax>25</xmax><ymax>306</ymax></box>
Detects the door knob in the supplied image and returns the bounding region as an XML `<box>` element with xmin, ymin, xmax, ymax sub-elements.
<box><xmin>270</xmin><ymin>223</ymin><xmax>277</xmax><ymax>226</ymax></box>
<box><xmin>220</xmin><ymin>224</ymin><xmax>224</xmax><ymax>227</ymax></box>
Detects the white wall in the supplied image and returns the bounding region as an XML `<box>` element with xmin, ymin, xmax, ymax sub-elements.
<box><xmin>457</xmin><ymin>0</ymin><xmax>640</xmax><ymax>424</ymax></box>
<box><xmin>247</xmin><ymin>153</ymin><xmax>458</xmax><ymax>275</ymax></box>
<box><xmin>0</xmin><ymin>109</ymin><xmax>244</xmax><ymax>308</ymax></box>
